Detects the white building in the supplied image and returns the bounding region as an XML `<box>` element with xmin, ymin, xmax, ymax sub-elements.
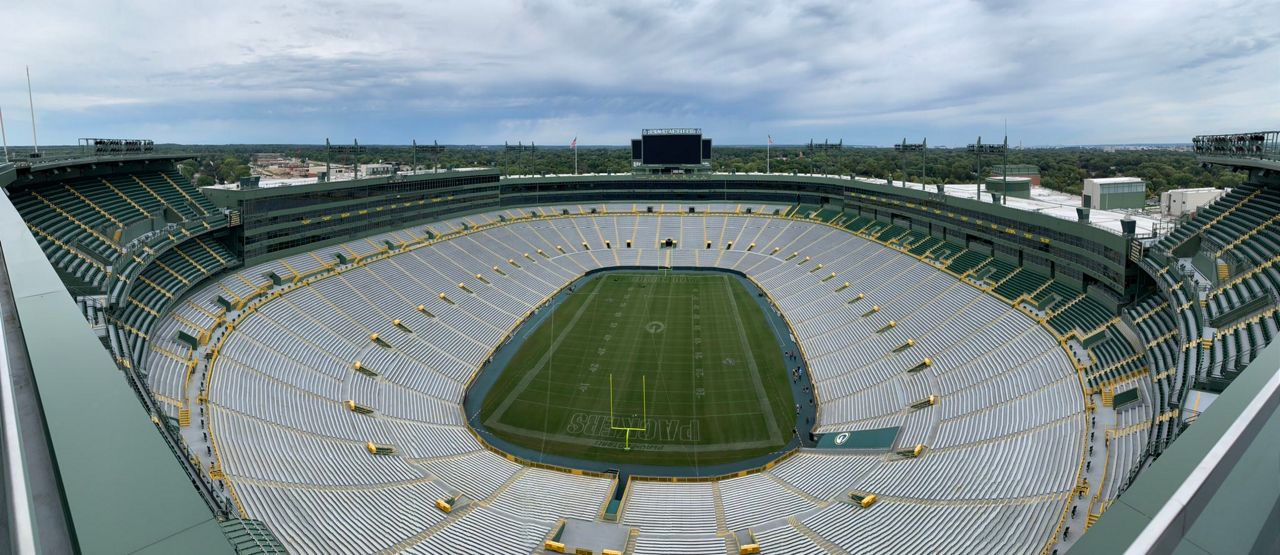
<box><xmin>1161</xmin><ymin>187</ymin><xmax>1226</xmax><ymax>217</ymax></box>
<box><xmin>361</xmin><ymin>163</ymin><xmax>395</xmax><ymax>176</ymax></box>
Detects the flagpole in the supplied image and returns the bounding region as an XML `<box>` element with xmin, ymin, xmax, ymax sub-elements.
<box><xmin>0</xmin><ymin>106</ymin><xmax>9</xmax><ymax>162</ymax></box>
<box><xmin>766</xmin><ymin>135</ymin><xmax>771</xmax><ymax>174</ymax></box>
<box><xmin>26</xmin><ymin>66</ymin><xmax>39</xmax><ymax>155</ymax></box>
<box><xmin>574</xmin><ymin>142</ymin><xmax>578</xmax><ymax>175</ymax></box>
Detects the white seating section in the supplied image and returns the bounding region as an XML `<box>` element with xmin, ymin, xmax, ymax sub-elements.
<box><xmin>800</xmin><ymin>497</ymin><xmax>1063</xmax><ymax>554</ymax></box>
<box><xmin>142</xmin><ymin>204</ymin><xmax>1086</xmax><ymax>553</ymax></box>
<box><xmin>720</xmin><ymin>472</ymin><xmax>818</xmax><ymax>531</ymax></box>
<box><xmin>622</xmin><ymin>482</ymin><xmax>719</xmax><ymax>534</ymax></box>
<box><xmin>405</xmin><ymin>505</ymin><xmax>551</xmax><ymax>555</ymax></box>
<box><xmin>633</xmin><ymin>534</ymin><xmax>727</xmax><ymax>555</ymax></box>
<box><xmin>488</xmin><ymin>468</ymin><xmax>614</xmax><ymax>522</ymax></box>
<box><xmin>752</xmin><ymin>522</ymin><xmax>828</xmax><ymax>554</ymax></box>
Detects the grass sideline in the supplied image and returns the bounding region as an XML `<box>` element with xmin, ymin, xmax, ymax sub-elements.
<box><xmin>479</xmin><ymin>270</ymin><xmax>795</xmax><ymax>467</ymax></box>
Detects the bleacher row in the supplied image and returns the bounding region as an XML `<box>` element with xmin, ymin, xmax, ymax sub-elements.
<box><xmin>1132</xmin><ymin>182</ymin><xmax>1280</xmax><ymax>460</ymax></box>
<box><xmin>796</xmin><ymin>201</ymin><xmax>1114</xmax><ymax>343</ymax></box>
<box><xmin>1198</xmin><ymin>184</ymin><xmax>1280</xmax><ymax>380</ymax></box>
<box><xmin>10</xmin><ymin>167</ymin><xmax>222</xmax><ymax>291</ymax></box>
<box><xmin>8</xmin><ymin>166</ymin><xmax>239</xmax><ymax>381</ymax></box>
<box><xmin>114</xmin><ymin>236</ymin><xmax>238</xmax><ymax>362</ymax></box>
<box><xmin>142</xmin><ymin>203</ymin><xmax>1094</xmax><ymax>553</ymax></box>
<box><xmin>1123</xmin><ymin>295</ymin><xmax>1178</xmax><ymax>453</ymax></box>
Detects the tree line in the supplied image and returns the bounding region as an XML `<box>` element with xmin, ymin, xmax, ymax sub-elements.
<box><xmin>158</xmin><ymin>144</ymin><xmax>1244</xmax><ymax>199</ymax></box>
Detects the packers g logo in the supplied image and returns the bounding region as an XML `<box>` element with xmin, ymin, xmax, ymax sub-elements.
<box><xmin>834</xmin><ymin>432</ymin><xmax>850</xmax><ymax>446</ymax></box>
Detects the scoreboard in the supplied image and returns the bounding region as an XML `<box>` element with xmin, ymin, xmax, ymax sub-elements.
<box><xmin>633</xmin><ymin>128</ymin><xmax>712</xmax><ymax>166</ymax></box>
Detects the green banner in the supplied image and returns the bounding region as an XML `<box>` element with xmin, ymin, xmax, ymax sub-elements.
<box><xmin>816</xmin><ymin>426</ymin><xmax>900</xmax><ymax>450</ymax></box>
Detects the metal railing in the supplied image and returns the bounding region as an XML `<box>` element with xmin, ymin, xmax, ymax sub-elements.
<box><xmin>1193</xmin><ymin>131</ymin><xmax>1280</xmax><ymax>161</ymax></box>
<box><xmin>1</xmin><ymin>150</ymin><xmax>177</xmax><ymax>170</ymax></box>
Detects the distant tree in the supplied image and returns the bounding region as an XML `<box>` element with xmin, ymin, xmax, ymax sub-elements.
<box><xmin>177</xmin><ymin>159</ymin><xmax>198</xmax><ymax>180</ymax></box>
<box><xmin>160</xmin><ymin>143</ymin><xmax>1243</xmax><ymax>199</ymax></box>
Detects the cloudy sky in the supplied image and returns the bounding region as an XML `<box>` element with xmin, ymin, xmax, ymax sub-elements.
<box><xmin>0</xmin><ymin>0</ymin><xmax>1275</xmax><ymax>146</ymax></box>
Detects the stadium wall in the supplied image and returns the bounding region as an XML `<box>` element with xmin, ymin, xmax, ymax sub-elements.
<box><xmin>498</xmin><ymin>175</ymin><xmax>1136</xmax><ymax>302</ymax></box>
<box><xmin>206</xmin><ymin>172</ymin><xmax>1138</xmax><ymax>303</ymax></box>
<box><xmin>200</xmin><ymin>169</ymin><xmax>501</xmax><ymax>265</ymax></box>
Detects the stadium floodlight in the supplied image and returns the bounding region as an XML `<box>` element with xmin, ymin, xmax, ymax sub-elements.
<box><xmin>893</xmin><ymin>138</ymin><xmax>927</xmax><ymax>182</ymax></box>
<box><xmin>807</xmin><ymin>139</ymin><xmax>843</xmax><ymax>153</ymax></box>
<box><xmin>967</xmin><ymin>136</ymin><xmax>1009</xmax><ymax>199</ymax></box>
<box><xmin>412</xmin><ymin>140</ymin><xmax>444</xmax><ymax>172</ymax></box>
<box><xmin>77</xmin><ymin>138</ymin><xmax>155</xmax><ymax>157</ymax></box>
<box><xmin>608</xmin><ymin>373</ymin><xmax>647</xmax><ymax>451</ymax></box>
<box><xmin>327</xmin><ymin>139</ymin><xmax>365</xmax><ymax>180</ymax></box>
<box><xmin>1192</xmin><ymin>131</ymin><xmax>1279</xmax><ymax>159</ymax></box>
<box><xmin>807</xmin><ymin>139</ymin><xmax>843</xmax><ymax>175</ymax></box>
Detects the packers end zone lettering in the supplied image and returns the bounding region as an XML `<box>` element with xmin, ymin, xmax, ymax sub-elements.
<box><xmin>566</xmin><ymin>412</ymin><xmax>700</xmax><ymax>442</ymax></box>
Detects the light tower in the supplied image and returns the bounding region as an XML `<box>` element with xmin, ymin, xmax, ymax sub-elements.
<box><xmin>893</xmin><ymin>138</ymin><xmax>926</xmax><ymax>183</ymax></box>
<box><xmin>967</xmin><ymin>136</ymin><xmax>1007</xmax><ymax>200</ymax></box>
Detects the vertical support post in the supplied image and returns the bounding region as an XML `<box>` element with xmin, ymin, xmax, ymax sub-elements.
<box><xmin>352</xmin><ymin>139</ymin><xmax>360</xmax><ymax>179</ymax></box>
<box><xmin>921</xmin><ymin>137</ymin><xmax>927</xmax><ymax>182</ymax></box>
<box><xmin>26</xmin><ymin>66</ymin><xmax>38</xmax><ymax>155</ymax></box>
<box><xmin>1002</xmin><ymin>135</ymin><xmax>1009</xmax><ymax>203</ymax></box>
<box><xmin>0</xmin><ymin>106</ymin><xmax>8</xmax><ymax>162</ymax></box>
<box><xmin>974</xmin><ymin>136</ymin><xmax>982</xmax><ymax>199</ymax></box>
<box><xmin>901</xmin><ymin>138</ymin><xmax>907</xmax><ymax>181</ymax></box>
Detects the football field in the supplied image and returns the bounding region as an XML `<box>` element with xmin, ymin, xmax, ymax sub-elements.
<box><xmin>478</xmin><ymin>271</ymin><xmax>796</xmax><ymax>467</ymax></box>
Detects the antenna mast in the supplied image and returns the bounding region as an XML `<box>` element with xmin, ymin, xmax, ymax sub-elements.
<box><xmin>0</xmin><ymin>106</ymin><xmax>9</xmax><ymax>162</ymax></box>
<box><xmin>26</xmin><ymin>66</ymin><xmax>38</xmax><ymax>155</ymax></box>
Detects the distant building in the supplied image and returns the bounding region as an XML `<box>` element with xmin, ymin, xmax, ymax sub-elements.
<box><xmin>1083</xmin><ymin>177</ymin><xmax>1146</xmax><ymax>210</ymax></box>
<box><xmin>362</xmin><ymin>163</ymin><xmax>395</xmax><ymax>177</ymax></box>
<box><xmin>1161</xmin><ymin>187</ymin><xmax>1226</xmax><ymax>217</ymax></box>
<box><xmin>251</xmin><ymin>152</ymin><xmax>286</xmax><ymax>165</ymax></box>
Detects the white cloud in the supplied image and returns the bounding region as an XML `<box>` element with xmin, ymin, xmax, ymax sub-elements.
<box><xmin>0</xmin><ymin>0</ymin><xmax>1274</xmax><ymax>144</ymax></box>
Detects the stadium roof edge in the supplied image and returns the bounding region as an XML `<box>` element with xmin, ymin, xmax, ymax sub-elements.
<box><xmin>0</xmin><ymin>191</ymin><xmax>233</xmax><ymax>553</ymax></box>
<box><xmin>5</xmin><ymin>154</ymin><xmax>191</xmax><ymax>183</ymax></box>
<box><xmin>201</xmin><ymin>167</ymin><xmax>500</xmax><ymax>198</ymax></box>
<box><xmin>1195</xmin><ymin>154</ymin><xmax>1280</xmax><ymax>172</ymax></box>
<box><xmin>498</xmin><ymin>172</ymin><xmax>1154</xmax><ymax>239</ymax></box>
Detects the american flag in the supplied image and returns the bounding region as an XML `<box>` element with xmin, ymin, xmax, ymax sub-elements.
<box><xmin>570</xmin><ymin>137</ymin><xmax>577</xmax><ymax>149</ymax></box>
<box><xmin>768</xmin><ymin>135</ymin><xmax>774</xmax><ymax>145</ymax></box>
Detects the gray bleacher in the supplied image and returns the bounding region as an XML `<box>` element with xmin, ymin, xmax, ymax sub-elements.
<box><xmin>143</xmin><ymin>205</ymin><xmax>1091</xmax><ymax>553</ymax></box>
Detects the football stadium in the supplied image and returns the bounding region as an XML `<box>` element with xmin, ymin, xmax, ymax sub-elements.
<box><xmin>0</xmin><ymin>128</ymin><xmax>1278</xmax><ymax>555</ymax></box>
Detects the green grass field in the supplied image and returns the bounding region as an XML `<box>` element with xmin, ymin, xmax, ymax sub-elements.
<box><xmin>478</xmin><ymin>271</ymin><xmax>795</xmax><ymax>467</ymax></box>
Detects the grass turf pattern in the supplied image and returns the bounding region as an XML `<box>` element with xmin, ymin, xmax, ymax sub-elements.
<box><xmin>479</xmin><ymin>271</ymin><xmax>795</xmax><ymax>467</ymax></box>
